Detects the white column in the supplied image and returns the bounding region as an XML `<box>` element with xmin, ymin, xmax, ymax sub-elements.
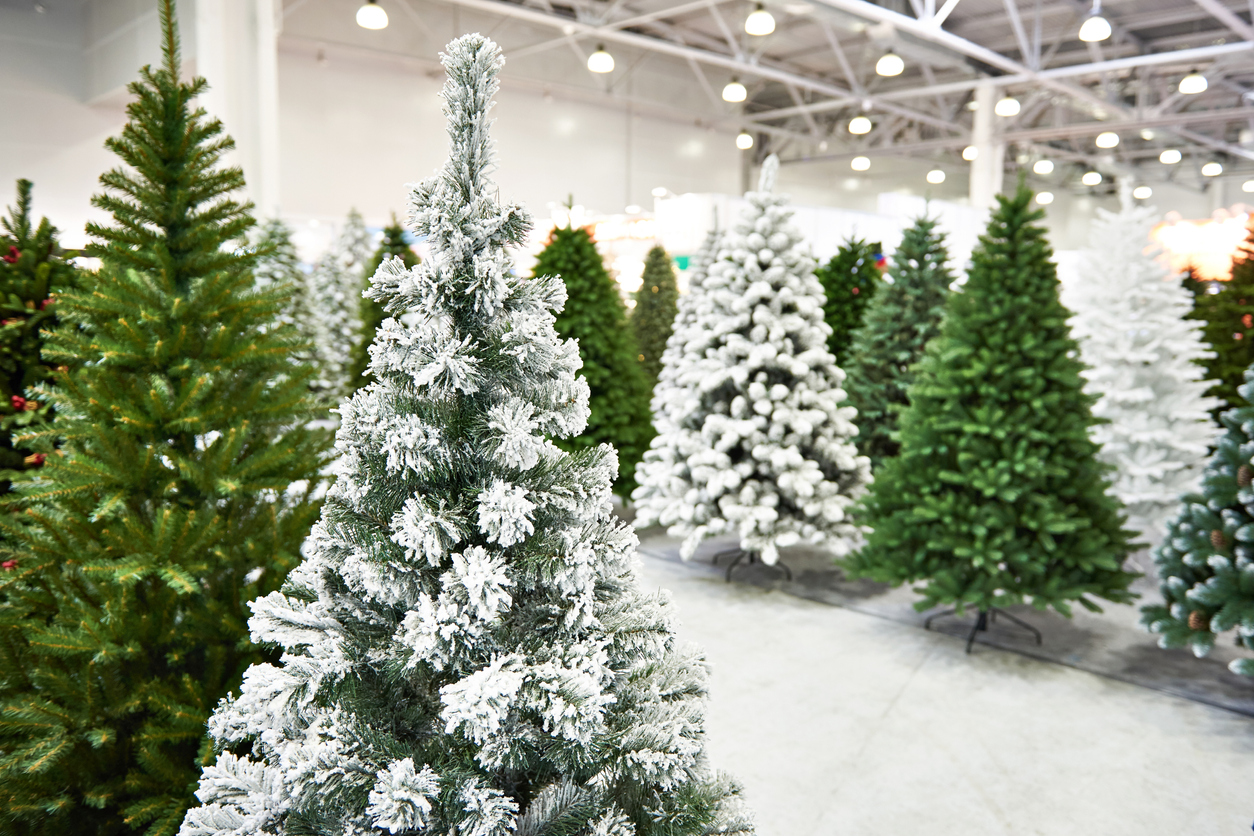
<box><xmin>194</xmin><ymin>0</ymin><xmax>282</xmax><ymax>217</ymax></box>
<box><xmin>969</xmin><ymin>81</ymin><xmax>1005</xmax><ymax>210</ymax></box>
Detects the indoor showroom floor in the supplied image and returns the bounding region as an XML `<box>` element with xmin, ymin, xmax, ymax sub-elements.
<box><xmin>633</xmin><ymin>535</ymin><xmax>1254</xmax><ymax>836</ymax></box>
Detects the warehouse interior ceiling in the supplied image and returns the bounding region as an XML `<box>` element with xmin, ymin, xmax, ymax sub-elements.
<box><xmin>275</xmin><ymin>0</ymin><xmax>1254</xmax><ymax>195</ymax></box>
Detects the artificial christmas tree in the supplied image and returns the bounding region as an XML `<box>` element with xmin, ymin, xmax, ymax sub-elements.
<box><xmin>349</xmin><ymin>215</ymin><xmax>420</xmax><ymax>392</ymax></box>
<box><xmin>180</xmin><ymin>34</ymin><xmax>751</xmax><ymax>836</ymax></box>
<box><xmin>814</xmin><ymin>236</ymin><xmax>883</xmax><ymax>363</ymax></box>
<box><xmin>0</xmin><ymin>179</ymin><xmax>78</xmax><ymax>495</ymax></box>
<box><xmin>533</xmin><ymin>224</ymin><xmax>652</xmax><ymax>496</ymax></box>
<box><xmin>647</xmin><ymin>228</ymin><xmax>722</xmax><ymax>437</ymax></box>
<box><xmin>841</xmin><ymin>215</ymin><xmax>952</xmax><ymax>468</ymax></box>
<box><xmin>1061</xmin><ymin>202</ymin><xmax>1220</xmax><ymax>544</ymax></box>
<box><xmin>252</xmin><ymin>218</ymin><xmax>320</xmax><ymax>372</ymax></box>
<box><xmin>307</xmin><ymin>209</ymin><xmax>373</xmax><ymax>402</ymax></box>
<box><xmin>632</xmin><ymin>245</ymin><xmax>679</xmax><ymax>387</ymax></box>
<box><xmin>0</xmin><ymin>6</ymin><xmax>330</xmax><ymax>834</ymax></box>
<box><xmin>1194</xmin><ymin>222</ymin><xmax>1254</xmax><ymax>418</ymax></box>
<box><xmin>846</xmin><ymin>185</ymin><xmax>1138</xmax><ymax>634</ymax></box>
<box><xmin>633</xmin><ymin>156</ymin><xmax>868</xmax><ymax>571</ymax></box>
<box><xmin>1142</xmin><ymin>369</ymin><xmax>1254</xmax><ymax>676</ymax></box>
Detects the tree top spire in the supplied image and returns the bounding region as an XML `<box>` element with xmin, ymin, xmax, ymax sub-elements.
<box><xmin>159</xmin><ymin>0</ymin><xmax>180</xmax><ymax>80</ymax></box>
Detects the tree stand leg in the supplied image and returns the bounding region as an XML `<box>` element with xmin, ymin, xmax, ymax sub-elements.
<box><xmin>710</xmin><ymin>548</ymin><xmax>793</xmax><ymax>583</ymax></box>
<box><xmin>924</xmin><ymin>607</ymin><xmax>1043</xmax><ymax>654</ymax></box>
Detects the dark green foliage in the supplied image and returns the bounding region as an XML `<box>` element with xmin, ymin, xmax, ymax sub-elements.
<box><xmin>814</xmin><ymin>237</ymin><xmax>883</xmax><ymax>362</ymax></box>
<box><xmin>349</xmin><ymin>216</ymin><xmax>419</xmax><ymax>391</ymax></box>
<box><xmin>843</xmin><ymin>216</ymin><xmax>952</xmax><ymax>468</ymax></box>
<box><xmin>1142</xmin><ymin>369</ymin><xmax>1254</xmax><ymax>676</ymax></box>
<box><xmin>1182</xmin><ymin>264</ymin><xmax>1217</xmax><ymax>311</ymax></box>
<box><xmin>1192</xmin><ymin>229</ymin><xmax>1254</xmax><ymax>419</ymax></box>
<box><xmin>532</xmin><ymin>225</ymin><xmax>652</xmax><ymax>496</ymax></box>
<box><xmin>0</xmin><ymin>5</ymin><xmax>331</xmax><ymax>835</ymax></box>
<box><xmin>631</xmin><ymin>245</ymin><xmax>679</xmax><ymax>387</ymax></box>
<box><xmin>0</xmin><ymin>180</ymin><xmax>79</xmax><ymax>494</ymax></box>
<box><xmin>846</xmin><ymin>185</ymin><xmax>1137</xmax><ymax>617</ymax></box>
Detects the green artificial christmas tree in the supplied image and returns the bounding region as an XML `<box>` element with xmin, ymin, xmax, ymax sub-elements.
<box><xmin>842</xmin><ymin>216</ymin><xmax>952</xmax><ymax>468</ymax></box>
<box><xmin>0</xmin><ymin>6</ymin><xmax>330</xmax><ymax>834</ymax></box>
<box><xmin>632</xmin><ymin>244</ymin><xmax>679</xmax><ymax>387</ymax></box>
<box><xmin>1194</xmin><ymin>226</ymin><xmax>1254</xmax><ymax>418</ymax></box>
<box><xmin>349</xmin><ymin>215</ymin><xmax>419</xmax><ymax>392</ymax></box>
<box><xmin>533</xmin><ymin>224</ymin><xmax>652</xmax><ymax>495</ymax></box>
<box><xmin>252</xmin><ymin>217</ymin><xmax>319</xmax><ymax>372</ymax></box>
<box><xmin>1142</xmin><ymin>368</ymin><xmax>1254</xmax><ymax>675</ymax></box>
<box><xmin>0</xmin><ymin>180</ymin><xmax>78</xmax><ymax>494</ymax></box>
<box><xmin>846</xmin><ymin>185</ymin><xmax>1137</xmax><ymax>627</ymax></box>
<box><xmin>814</xmin><ymin>236</ymin><xmax>883</xmax><ymax>362</ymax></box>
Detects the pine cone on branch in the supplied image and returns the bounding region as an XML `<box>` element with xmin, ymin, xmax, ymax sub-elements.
<box><xmin>1188</xmin><ymin>610</ymin><xmax>1208</xmax><ymax>631</ymax></box>
<box><xmin>1239</xmin><ymin>464</ymin><xmax>1253</xmax><ymax>487</ymax></box>
<box><xmin>1211</xmin><ymin>529</ymin><xmax>1227</xmax><ymax>550</ymax></box>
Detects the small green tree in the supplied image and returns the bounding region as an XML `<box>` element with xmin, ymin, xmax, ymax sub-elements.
<box><xmin>252</xmin><ymin>217</ymin><xmax>318</xmax><ymax>372</ymax></box>
<box><xmin>0</xmin><ymin>5</ymin><xmax>330</xmax><ymax>834</ymax></box>
<box><xmin>814</xmin><ymin>237</ymin><xmax>883</xmax><ymax>362</ymax></box>
<box><xmin>632</xmin><ymin>244</ymin><xmax>679</xmax><ymax>387</ymax></box>
<box><xmin>846</xmin><ymin>185</ymin><xmax>1137</xmax><ymax>618</ymax></box>
<box><xmin>0</xmin><ymin>180</ymin><xmax>78</xmax><ymax>494</ymax></box>
<box><xmin>1142</xmin><ymin>368</ymin><xmax>1254</xmax><ymax>676</ymax></box>
<box><xmin>1194</xmin><ymin>226</ymin><xmax>1254</xmax><ymax>418</ymax></box>
<box><xmin>349</xmin><ymin>215</ymin><xmax>419</xmax><ymax>391</ymax></box>
<box><xmin>532</xmin><ymin>225</ymin><xmax>652</xmax><ymax>495</ymax></box>
<box><xmin>842</xmin><ymin>216</ymin><xmax>952</xmax><ymax>468</ymax></box>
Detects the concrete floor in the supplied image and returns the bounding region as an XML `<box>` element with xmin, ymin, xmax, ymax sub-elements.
<box><xmin>636</xmin><ymin>552</ymin><xmax>1254</xmax><ymax>836</ymax></box>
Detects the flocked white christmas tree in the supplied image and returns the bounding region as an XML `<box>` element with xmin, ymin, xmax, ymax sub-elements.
<box><xmin>1061</xmin><ymin>197</ymin><xmax>1221</xmax><ymax>544</ymax></box>
<box><xmin>180</xmin><ymin>34</ymin><xmax>750</xmax><ymax>836</ymax></box>
<box><xmin>307</xmin><ymin>208</ymin><xmax>374</xmax><ymax>400</ymax></box>
<box><xmin>633</xmin><ymin>157</ymin><xmax>869</xmax><ymax>566</ymax></box>
<box><xmin>648</xmin><ymin>226</ymin><xmax>723</xmax><ymax>437</ymax></box>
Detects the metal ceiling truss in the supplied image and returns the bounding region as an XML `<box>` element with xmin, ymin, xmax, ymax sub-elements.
<box><xmin>426</xmin><ymin>0</ymin><xmax>1254</xmax><ymax>176</ymax></box>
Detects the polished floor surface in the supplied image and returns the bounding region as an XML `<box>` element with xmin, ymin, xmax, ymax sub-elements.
<box><xmin>636</xmin><ymin>550</ymin><xmax>1254</xmax><ymax>836</ymax></box>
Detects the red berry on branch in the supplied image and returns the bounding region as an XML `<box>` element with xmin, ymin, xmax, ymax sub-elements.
<box><xmin>1</xmin><ymin>559</ymin><xmax>15</xmax><ymax>570</ymax></box>
<box><xmin>24</xmin><ymin>453</ymin><xmax>45</xmax><ymax>466</ymax></box>
<box><xmin>39</xmin><ymin>298</ymin><xmax>50</xmax><ymax>311</ymax></box>
<box><xmin>852</xmin><ymin>287</ymin><xmax>860</xmax><ymax>295</ymax></box>
<box><xmin>10</xmin><ymin>396</ymin><xmax>25</xmax><ymax>411</ymax></box>
<box><xmin>1</xmin><ymin>247</ymin><xmax>18</xmax><ymax>264</ymax></box>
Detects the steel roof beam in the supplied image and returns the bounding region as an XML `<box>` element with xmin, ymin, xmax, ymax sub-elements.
<box><xmin>1191</xmin><ymin>0</ymin><xmax>1254</xmax><ymax>41</ymax></box>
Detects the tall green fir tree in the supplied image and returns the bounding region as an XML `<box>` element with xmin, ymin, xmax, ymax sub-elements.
<box><xmin>1142</xmin><ymin>368</ymin><xmax>1254</xmax><ymax>676</ymax></box>
<box><xmin>0</xmin><ymin>179</ymin><xmax>79</xmax><ymax>494</ymax></box>
<box><xmin>180</xmin><ymin>33</ymin><xmax>751</xmax><ymax>836</ymax></box>
<box><xmin>631</xmin><ymin>245</ymin><xmax>679</xmax><ymax>388</ymax></box>
<box><xmin>814</xmin><ymin>236</ymin><xmax>883</xmax><ymax>362</ymax></box>
<box><xmin>532</xmin><ymin>225</ymin><xmax>652</xmax><ymax>495</ymax></box>
<box><xmin>349</xmin><ymin>215</ymin><xmax>420</xmax><ymax>392</ymax></box>
<box><xmin>251</xmin><ymin>217</ymin><xmax>318</xmax><ymax>370</ymax></box>
<box><xmin>1194</xmin><ymin>224</ymin><xmax>1254</xmax><ymax>418</ymax></box>
<box><xmin>842</xmin><ymin>216</ymin><xmax>952</xmax><ymax>468</ymax></box>
<box><xmin>846</xmin><ymin>185</ymin><xmax>1138</xmax><ymax>619</ymax></box>
<box><xmin>0</xmin><ymin>5</ymin><xmax>331</xmax><ymax>834</ymax></box>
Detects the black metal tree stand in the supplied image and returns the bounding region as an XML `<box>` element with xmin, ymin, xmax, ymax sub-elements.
<box><xmin>924</xmin><ymin>607</ymin><xmax>1043</xmax><ymax>654</ymax></box>
<box><xmin>710</xmin><ymin>547</ymin><xmax>793</xmax><ymax>583</ymax></box>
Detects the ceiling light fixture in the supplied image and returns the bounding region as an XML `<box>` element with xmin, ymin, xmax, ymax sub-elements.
<box><xmin>722</xmin><ymin>78</ymin><xmax>747</xmax><ymax>103</ymax></box>
<box><xmin>1082</xmin><ymin>171</ymin><xmax>1103</xmax><ymax>186</ymax></box>
<box><xmin>587</xmin><ymin>45</ymin><xmax>615</xmax><ymax>73</ymax></box>
<box><xmin>1078</xmin><ymin>1</ymin><xmax>1112</xmax><ymax>42</ymax></box>
<box><xmin>356</xmin><ymin>0</ymin><xmax>388</xmax><ymax>29</ymax></box>
<box><xmin>875</xmin><ymin>51</ymin><xmax>904</xmax><ymax>77</ymax></box>
<box><xmin>1244</xmin><ymin>180</ymin><xmax>1254</xmax><ymax>193</ymax></box>
<box><xmin>962</xmin><ymin>145</ymin><xmax>978</xmax><ymax>161</ymax></box>
<box><xmin>1202</xmin><ymin>161</ymin><xmax>1223</xmax><ymax>176</ymax></box>
<box><xmin>1036</xmin><ymin>191</ymin><xmax>1055</xmax><ymax>205</ymax></box>
<box><xmin>1033</xmin><ymin>159</ymin><xmax>1054</xmax><ymax>175</ymax></box>
<box><xmin>651</xmin><ymin>186</ymin><xmax>668</xmax><ymax>198</ymax></box>
<box><xmin>848</xmin><ymin>115</ymin><xmax>873</xmax><ymax>134</ymax></box>
<box><xmin>1132</xmin><ymin>186</ymin><xmax>1152</xmax><ymax>199</ymax></box>
<box><xmin>851</xmin><ymin>155</ymin><xmax>871</xmax><ymax>171</ymax></box>
<box><xmin>1179</xmin><ymin>70</ymin><xmax>1208</xmax><ymax>95</ymax></box>
<box><xmin>1095</xmin><ymin>131</ymin><xmax>1120</xmax><ymax>149</ymax></box>
<box><xmin>1140</xmin><ymin>128</ymin><xmax>1156</xmax><ymax>140</ymax></box>
<box><xmin>994</xmin><ymin>96</ymin><xmax>1021</xmax><ymax>117</ymax></box>
<box><xmin>736</xmin><ymin>131</ymin><xmax>755</xmax><ymax>150</ymax></box>
<box><xmin>745</xmin><ymin>4</ymin><xmax>776</xmax><ymax>35</ymax></box>
<box><xmin>926</xmin><ymin>169</ymin><xmax>946</xmax><ymax>184</ymax></box>
<box><xmin>1160</xmin><ymin>149</ymin><xmax>1183</xmax><ymax>164</ymax></box>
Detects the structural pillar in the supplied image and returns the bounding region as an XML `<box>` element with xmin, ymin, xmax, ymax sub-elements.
<box><xmin>194</xmin><ymin>0</ymin><xmax>282</xmax><ymax>217</ymax></box>
<box><xmin>969</xmin><ymin>81</ymin><xmax>1005</xmax><ymax>211</ymax></box>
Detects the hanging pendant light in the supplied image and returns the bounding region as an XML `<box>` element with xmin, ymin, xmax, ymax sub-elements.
<box><xmin>736</xmin><ymin>131</ymin><xmax>755</xmax><ymax>150</ymax></box>
<box><xmin>994</xmin><ymin>96</ymin><xmax>1021</xmax><ymax>117</ymax></box>
<box><xmin>1095</xmin><ymin>131</ymin><xmax>1120</xmax><ymax>149</ymax></box>
<box><xmin>848</xmin><ymin>115</ymin><xmax>872</xmax><ymax>134</ymax></box>
<box><xmin>745</xmin><ymin>4</ymin><xmax>776</xmax><ymax>35</ymax></box>
<box><xmin>356</xmin><ymin>0</ymin><xmax>388</xmax><ymax>29</ymax></box>
<box><xmin>1078</xmin><ymin>1</ymin><xmax>1111</xmax><ymax>42</ymax></box>
<box><xmin>587</xmin><ymin>45</ymin><xmax>615</xmax><ymax>73</ymax></box>
<box><xmin>1179</xmin><ymin>70</ymin><xmax>1208</xmax><ymax>95</ymax></box>
<box><xmin>722</xmin><ymin>78</ymin><xmax>748</xmax><ymax>103</ymax></box>
<box><xmin>875</xmin><ymin>51</ymin><xmax>904</xmax><ymax>77</ymax></box>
